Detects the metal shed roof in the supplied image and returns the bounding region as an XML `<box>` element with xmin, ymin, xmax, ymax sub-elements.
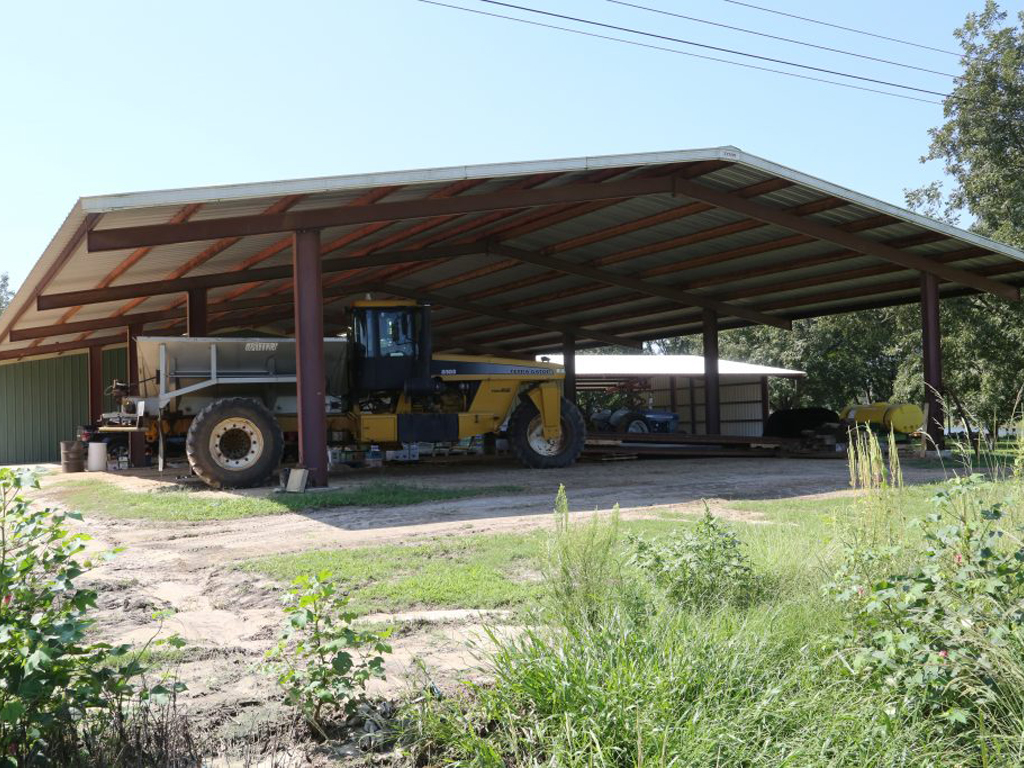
<box><xmin>541</xmin><ymin>354</ymin><xmax>804</xmax><ymax>378</ymax></box>
<box><xmin>3</xmin><ymin>145</ymin><xmax>1023</xmax><ymax>361</ymax></box>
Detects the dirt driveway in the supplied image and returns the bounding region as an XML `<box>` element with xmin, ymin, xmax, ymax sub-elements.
<box><xmin>27</xmin><ymin>455</ymin><xmax>946</xmax><ymax>758</ymax></box>
<box><xmin>41</xmin><ymin>455</ymin><xmax>946</xmax><ymax>563</ymax></box>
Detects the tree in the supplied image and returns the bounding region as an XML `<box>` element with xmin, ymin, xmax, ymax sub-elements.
<box><xmin>0</xmin><ymin>272</ymin><xmax>11</xmax><ymax>317</ymax></box>
<box><xmin>906</xmin><ymin>1</ymin><xmax>1024</xmax><ymax>426</ymax></box>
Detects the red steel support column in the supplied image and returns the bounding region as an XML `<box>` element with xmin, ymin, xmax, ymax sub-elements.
<box><xmin>703</xmin><ymin>308</ymin><xmax>721</xmax><ymax>436</ymax></box>
<box><xmin>293</xmin><ymin>229</ymin><xmax>328</xmax><ymax>487</ymax></box>
<box><xmin>760</xmin><ymin>376</ymin><xmax>770</xmax><ymax>433</ymax></box>
<box><xmin>688</xmin><ymin>378</ymin><xmax>697</xmax><ymax>433</ymax></box>
<box><xmin>126</xmin><ymin>324</ymin><xmax>146</xmax><ymax>467</ymax></box>
<box><xmin>187</xmin><ymin>287</ymin><xmax>208</xmax><ymax>336</ymax></box>
<box><xmin>89</xmin><ymin>346</ymin><xmax>104</xmax><ymax>425</ymax></box>
<box><xmin>921</xmin><ymin>272</ymin><xmax>945</xmax><ymax>448</ymax></box>
<box><xmin>561</xmin><ymin>333</ymin><xmax>577</xmax><ymax>405</ymax></box>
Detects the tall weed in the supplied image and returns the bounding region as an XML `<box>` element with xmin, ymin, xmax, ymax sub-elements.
<box><xmin>542</xmin><ymin>485</ymin><xmax>624</xmax><ymax>631</ymax></box>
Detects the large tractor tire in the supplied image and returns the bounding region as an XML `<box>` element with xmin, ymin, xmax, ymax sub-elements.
<box><xmin>508</xmin><ymin>396</ymin><xmax>586</xmax><ymax>469</ymax></box>
<box><xmin>186</xmin><ymin>397</ymin><xmax>284</xmax><ymax>489</ymax></box>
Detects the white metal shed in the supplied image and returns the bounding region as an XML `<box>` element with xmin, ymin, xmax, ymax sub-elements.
<box><xmin>542</xmin><ymin>354</ymin><xmax>804</xmax><ymax>437</ymax></box>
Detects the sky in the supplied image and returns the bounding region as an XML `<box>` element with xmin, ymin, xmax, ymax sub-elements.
<box><xmin>0</xmin><ymin>0</ymin><xmax>982</xmax><ymax>294</ymax></box>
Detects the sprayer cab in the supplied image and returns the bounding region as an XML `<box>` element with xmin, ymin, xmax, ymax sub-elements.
<box><xmin>351</xmin><ymin>300</ymin><xmax>436</xmax><ymax>396</ymax></box>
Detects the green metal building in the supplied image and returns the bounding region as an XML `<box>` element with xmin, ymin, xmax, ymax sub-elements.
<box><xmin>0</xmin><ymin>347</ymin><xmax>125</xmax><ymax>464</ymax></box>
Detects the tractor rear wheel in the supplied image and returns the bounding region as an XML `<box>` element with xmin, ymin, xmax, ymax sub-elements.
<box><xmin>508</xmin><ymin>396</ymin><xmax>586</xmax><ymax>469</ymax></box>
<box><xmin>186</xmin><ymin>397</ymin><xmax>283</xmax><ymax>489</ymax></box>
<box><xmin>617</xmin><ymin>411</ymin><xmax>650</xmax><ymax>434</ymax></box>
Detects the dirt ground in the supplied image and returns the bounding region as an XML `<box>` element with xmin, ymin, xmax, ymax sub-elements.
<box><xmin>25</xmin><ymin>455</ymin><xmax>947</xmax><ymax>763</ymax></box>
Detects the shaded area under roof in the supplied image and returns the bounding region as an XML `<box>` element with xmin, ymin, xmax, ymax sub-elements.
<box><xmin>3</xmin><ymin>146</ymin><xmax>1023</xmax><ymax>362</ymax></box>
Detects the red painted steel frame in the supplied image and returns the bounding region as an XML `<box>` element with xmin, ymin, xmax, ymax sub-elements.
<box><xmin>561</xmin><ymin>334</ymin><xmax>576</xmax><ymax>404</ymax></box>
<box><xmin>292</xmin><ymin>229</ymin><xmax>329</xmax><ymax>487</ymax></box>
<box><xmin>920</xmin><ymin>272</ymin><xmax>945</xmax><ymax>448</ymax></box>
<box><xmin>702</xmin><ymin>309</ymin><xmax>721</xmax><ymax>436</ymax></box>
<box><xmin>187</xmin><ymin>288</ymin><xmax>208</xmax><ymax>337</ymax></box>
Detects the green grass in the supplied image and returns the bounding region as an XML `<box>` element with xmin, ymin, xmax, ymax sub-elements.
<box><xmin>244</xmin><ymin>531</ymin><xmax>549</xmax><ymax>615</ymax></box>
<box><xmin>399</xmin><ymin>476</ymin><xmax>1024</xmax><ymax>767</ymax></box>
<box><xmin>730</xmin><ymin>481</ymin><xmax>943</xmax><ymax>517</ymax></box>
<box><xmin>45</xmin><ymin>477</ymin><xmax>523</xmax><ymax>522</ymax></box>
<box><xmin>240</xmin><ymin>514</ymin><xmax>829</xmax><ymax>616</ymax></box>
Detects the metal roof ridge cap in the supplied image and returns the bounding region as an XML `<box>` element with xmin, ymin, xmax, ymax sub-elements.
<box><xmin>77</xmin><ymin>147</ymin><xmax>738</xmax><ymax>214</ymax></box>
<box><xmin>722</xmin><ymin>148</ymin><xmax>1024</xmax><ymax>265</ymax></box>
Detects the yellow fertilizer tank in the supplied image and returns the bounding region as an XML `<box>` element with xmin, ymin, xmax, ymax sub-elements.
<box><xmin>840</xmin><ymin>402</ymin><xmax>924</xmax><ymax>434</ymax></box>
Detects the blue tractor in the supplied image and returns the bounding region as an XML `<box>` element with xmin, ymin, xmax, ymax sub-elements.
<box><xmin>590</xmin><ymin>407</ymin><xmax>680</xmax><ymax>434</ymax></box>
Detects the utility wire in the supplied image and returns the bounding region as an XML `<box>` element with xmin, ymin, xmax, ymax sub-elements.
<box><xmin>721</xmin><ymin>0</ymin><xmax>963</xmax><ymax>57</ymax></box>
<box><xmin>608</xmin><ymin>0</ymin><xmax>956</xmax><ymax>77</ymax></box>
<box><xmin>416</xmin><ymin>0</ymin><xmax>943</xmax><ymax>105</ymax></box>
<box><xmin>464</xmin><ymin>0</ymin><xmax>949</xmax><ymax>97</ymax></box>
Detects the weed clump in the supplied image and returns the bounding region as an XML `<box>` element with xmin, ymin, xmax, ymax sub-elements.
<box><xmin>262</xmin><ymin>570</ymin><xmax>391</xmax><ymax>737</ymax></box>
<box><xmin>831</xmin><ymin>474</ymin><xmax>1024</xmax><ymax>731</ymax></box>
<box><xmin>628</xmin><ymin>504</ymin><xmax>763</xmax><ymax>609</ymax></box>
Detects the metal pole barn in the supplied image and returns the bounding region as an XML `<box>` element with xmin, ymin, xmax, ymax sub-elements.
<box><xmin>292</xmin><ymin>229</ymin><xmax>329</xmax><ymax>487</ymax></box>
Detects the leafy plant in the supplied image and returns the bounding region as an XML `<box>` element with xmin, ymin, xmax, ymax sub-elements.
<box><xmin>628</xmin><ymin>504</ymin><xmax>762</xmax><ymax>609</ymax></box>
<box><xmin>0</xmin><ymin>467</ymin><xmax>181</xmax><ymax>766</ymax></box>
<box><xmin>263</xmin><ymin>570</ymin><xmax>391</xmax><ymax>735</ymax></box>
<box><xmin>830</xmin><ymin>474</ymin><xmax>1024</xmax><ymax>726</ymax></box>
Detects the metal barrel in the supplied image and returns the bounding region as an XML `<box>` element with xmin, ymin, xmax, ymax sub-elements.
<box><xmin>60</xmin><ymin>440</ymin><xmax>85</xmax><ymax>473</ymax></box>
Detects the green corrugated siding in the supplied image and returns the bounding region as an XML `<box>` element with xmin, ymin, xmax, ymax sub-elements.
<box><xmin>101</xmin><ymin>347</ymin><xmax>127</xmax><ymax>413</ymax></box>
<box><xmin>0</xmin><ymin>355</ymin><xmax>90</xmax><ymax>464</ymax></box>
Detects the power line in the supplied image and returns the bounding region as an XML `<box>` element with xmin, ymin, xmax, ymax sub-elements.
<box><xmin>607</xmin><ymin>0</ymin><xmax>956</xmax><ymax>78</ymax></box>
<box><xmin>465</xmin><ymin>0</ymin><xmax>949</xmax><ymax>97</ymax></box>
<box><xmin>721</xmin><ymin>0</ymin><xmax>963</xmax><ymax>57</ymax></box>
<box><xmin>416</xmin><ymin>0</ymin><xmax>943</xmax><ymax>105</ymax></box>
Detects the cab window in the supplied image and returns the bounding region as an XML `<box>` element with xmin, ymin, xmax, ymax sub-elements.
<box><xmin>377</xmin><ymin>310</ymin><xmax>417</xmax><ymax>357</ymax></box>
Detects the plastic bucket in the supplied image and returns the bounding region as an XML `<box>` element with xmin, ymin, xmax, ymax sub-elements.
<box><xmin>60</xmin><ymin>440</ymin><xmax>85</xmax><ymax>473</ymax></box>
<box><xmin>87</xmin><ymin>441</ymin><xmax>108</xmax><ymax>472</ymax></box>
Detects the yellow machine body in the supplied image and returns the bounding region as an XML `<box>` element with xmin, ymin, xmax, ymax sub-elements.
<box><xmin>347</xmin><ymin>353</ymin><xmax>565</xmax><ymax>444</ymax></box>
<box><xmin>840</xmin><ymin>402</ymin><xmax>924</xmax><ymax>434</ymax></box>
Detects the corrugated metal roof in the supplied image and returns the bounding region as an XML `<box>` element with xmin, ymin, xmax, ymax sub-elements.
<box><xmin>3</xmin><ymin>145</ymin><xmax>1023</xmax><ymax>361</ymax></box>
